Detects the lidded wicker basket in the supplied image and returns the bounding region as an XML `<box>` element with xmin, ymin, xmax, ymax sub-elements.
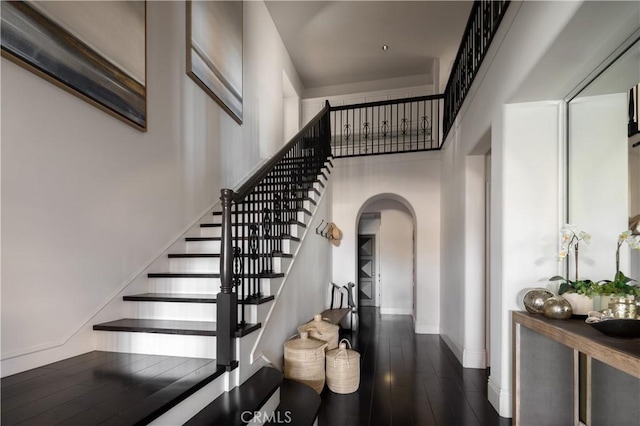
<box><xmin>326</xmin><ymin>339</ymin><xmax>360</xmax><ymax>394</ymax></box>
<box><xmin>284</xmin><ymin>331</ymin><xmax>328</xmax><ymax>394</ymax></box>
<box><xmin>297</xmin><ymin>314</ymin><xmax>339</xmax><ymax>350</ymax></box>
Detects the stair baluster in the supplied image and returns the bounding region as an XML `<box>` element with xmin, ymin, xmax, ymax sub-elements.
<box><xmin>216</xmin><ymin>101</ymin><xmax>332</xmax><ymax>367</ymax></box>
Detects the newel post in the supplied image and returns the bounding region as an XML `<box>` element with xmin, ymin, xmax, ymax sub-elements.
<box><xmin>217</xmin><ymin>188</ymin><xmax>237</xmax><ymax>368</ymax></box>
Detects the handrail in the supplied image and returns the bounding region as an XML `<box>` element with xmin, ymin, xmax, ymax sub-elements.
<box><xmin>233</xmin><ymin>100</ymin><xmax>331</xmax><ymax>201</ymax></box>
<box><xmin>330</xmin><ymin>94</ymin><xmax>444</xmax><ymax>112</ymax></box>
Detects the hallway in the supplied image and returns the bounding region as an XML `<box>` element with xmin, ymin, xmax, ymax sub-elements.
<box><xmin>318</xmin><ymin>307</ymin><xmax>511</xmax><ymax>426</ymax></box>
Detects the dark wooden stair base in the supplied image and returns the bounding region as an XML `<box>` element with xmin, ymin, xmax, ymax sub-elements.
<box><xmin>93</xmin><ymin>319</ymin><xmax>261</xmax><ymax>337</ymax></box>
<box><xmin>147</xmin><ymin>272</ymin><xmax>285</xmax><ymax>279</ymax></box>
<box><xmin>168</xmin><ymin>253</ymin><xmax>293</xmax><ymax>259</ymax></box>
<box><xmin>266</xmin><ymin>379</ymin><xmax>321</xmax><ymax>426</ymax></box>
<box><xmin>123</xmin><ymin>293</ymin><xmax>275</xmax><ymax>305</ymax></box>
<box><xmin>0</xmin><ymin>351</ymin><xmax>226</xmax><ymax>426</ymax></box>
<box><xmin>185</xmin><ymin>366</ymin><xmax>282</xmax><ymax>425</ymax></box>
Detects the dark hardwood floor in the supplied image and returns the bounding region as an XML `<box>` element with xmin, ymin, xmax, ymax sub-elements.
<box><xmin>318</xmin><ymin>307</ymin><xmax>512</xmax><ymax>426</ymax></box>
<box><xmin>1</xmin><ymin>351</ymin><xmax>224</xmax><ymax>425</ymax></box>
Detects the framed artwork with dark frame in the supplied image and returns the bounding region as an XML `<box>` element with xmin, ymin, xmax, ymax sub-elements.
<box><xmin>1</xmin><ymin>1</ymin><xmax>147</xmax><ymax>131</ymax></box>
<box><xmin>186</xmin><ymin>0</ymin><xmax>243</xmax><ymax>124</ymax></box>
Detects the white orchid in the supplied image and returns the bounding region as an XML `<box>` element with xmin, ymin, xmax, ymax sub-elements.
<box><xmin>556</xmin><ymin>250</ymin><xmax>568</xmax><ymax>261</ymax></box>
<box><xmin>558</xmin><ymin>224</ymin><xmax>590</xmax><ymax>261</ymax></box>
<box><xmin>615</xmin><ymin>228</ymin><xmax>640</xmax><ymax>278</ymax></box>
<box><xmin>557</xmin><ymin>224</ymin><xmax>590</xmax><ymax>284</ymax></box>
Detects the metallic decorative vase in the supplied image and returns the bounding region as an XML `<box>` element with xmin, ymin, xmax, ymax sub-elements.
<box><xmin>523</xmin><ymin>288</ymin><xmax>554</xmax><ymax>314</ymax></box>
<box><xmin>542</xmin><ymin>296</ymin><xmax>573</xmax><ymax>320</ymax></box>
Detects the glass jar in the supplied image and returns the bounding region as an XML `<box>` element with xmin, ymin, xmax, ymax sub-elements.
<box><xmin>608</xmin><ymin>295</ymin><xmax>637</xmax><ymax>319</ymax></box>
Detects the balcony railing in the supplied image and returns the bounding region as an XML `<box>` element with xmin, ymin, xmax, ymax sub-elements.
<box><xmin>329</xmin><ymin>95</ymin><xmax>444</xmax><ymax>158</ymax></box>
<box><xmin>443</xmin><ymin>0</ymin><xmax>510</xmax><ymax>140</ymax></box>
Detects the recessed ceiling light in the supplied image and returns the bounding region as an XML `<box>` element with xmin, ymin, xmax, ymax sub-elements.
<box><xmin>382</xmin><ymin>45</ymin><xmax>389</xmax><ymax>51</ymax></box>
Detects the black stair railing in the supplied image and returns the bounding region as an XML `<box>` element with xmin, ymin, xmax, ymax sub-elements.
<box><xmin>630</xmin><ymin>84</ymin><xmax>639</xmax><ymax>137</ymax></box>
<box><xmin>443</xmin><ymin>0</ymin><xmax>510</xmax><ymax>140</ymax></box>
<box><xmin>329</xmin><ymin>95</ymin><xmax>444</xmax><ymax>158</ymax></box>
<box><xmin>217</xmin><ymin>101</ymin><xmax>331</xmax><ymax>367</ymax></box>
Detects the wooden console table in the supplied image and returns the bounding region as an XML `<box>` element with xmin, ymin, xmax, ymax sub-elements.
<box><xmin>513</xmin><ymin>311</ymin><xmax>639</xmax><ymax>426</ymax></box>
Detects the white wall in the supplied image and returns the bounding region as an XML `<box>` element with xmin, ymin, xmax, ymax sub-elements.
<box><xmin>490</xmin><ymin>101</ymin><xmax>564</xmax><ymax>417</ymax></box>
<box><xmin>362</xmin><ymin>200</ymin><xmax>413</xmax><ymax>315</ymax></box>
<box><xmin>303</xmin><ymin>74</ymin><xmax>432</xmax><ymax>100</ymax></box>
<box><xmin>331</xmin><ymin>151</ymin><xmax>441</xmax><ymax>334</ymax></box>
<box><xmin>302</xmin><ymin>84</ymin><xmax>432</xmax><ymax>125</ymax></box>
<box><xmin>1</xmin><ymin>0</ymin><xmax>304</xmax><ymax>374</ymax></box>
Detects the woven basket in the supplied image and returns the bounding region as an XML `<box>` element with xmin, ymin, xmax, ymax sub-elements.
<box><xmin>326</xmin><ymin>339</ymin><xmax>360</xmax><ymax>394</ymax></box>
<box><xmin>284</xmin><ymin>332</ymin><xmax>328</xmax><ymax>394</ymax></box>
<box><xmin>298</xmin><ymin>314</ymin><xmax>339</xmax><ymax>350</ymax></box>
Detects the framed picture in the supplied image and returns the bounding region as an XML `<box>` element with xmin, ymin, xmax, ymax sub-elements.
<box><xmin>1</xmin><ymin>1</ymin><xmax>147</xmax><ymax>131</ymax></box>
<box><xmin>187</xmin><ymin>0</ymin><xmax>243</xmax><ymax>124</ymax></box>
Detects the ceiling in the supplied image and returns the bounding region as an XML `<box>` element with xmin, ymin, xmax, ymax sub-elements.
<box><xmin>265</xmin><ymin>1</ymin><xmax>473</xmax><ymax>91</ymax></box>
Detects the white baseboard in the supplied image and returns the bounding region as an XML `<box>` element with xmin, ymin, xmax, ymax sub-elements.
<box><xmin>380</xmin><ymin>307</ymin><xmax>412</xmax><ymax>315</ymax></box>
<box><xmin>439</xmin><ymin>331</ymin><xmax>464</xmax><ymax>364</ymax></box>
<box><xmin>414</xmin><ymin>323</ymin><xmax>439</xmax><ymax>334</ymax></box>
<box><xmin>462</xmin><ymin>348</ymin><xmax>487</xmax><ymax>369</ymax></box>
<box><xmin>487</xmin><ymin>376</ymin><xmax>512</xmax><ymax>418</ymax></box>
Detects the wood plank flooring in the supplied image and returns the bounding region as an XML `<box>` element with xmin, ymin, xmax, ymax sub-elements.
<box><xmin>318</xmin><ymin>307</ymin><xmax>512</xmax><ymax>426</ymax></box>
<box><xmin>1</xmin><ymin>351</ymin><xmax>224</xmax><ymax>425</ymax></box>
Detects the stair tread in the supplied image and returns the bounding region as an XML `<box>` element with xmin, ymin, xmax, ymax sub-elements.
<box><xmin>185</xmin><ymin>366</ymin><xmax>282</xmax><ymax>425</ymax></box>
<box><xmin>123</xmin><ymin>293</ymin><xmax>217</xmax><ymax>303</ymax></box>
<box><xmin>168</xmin><ymin>253</ymin><xmax>293</xmax><ymax>259</ymax></box>
<box><xmin>93</xmin><ymin>319</ymin><xmax>260</xmax><ymax>337</ymax></box>
<box><xmin>266</xmin><ymin>378</ymin><xmax>321</xmax><ymax>426</ymax></box>
<box><xmin>93</xmin><ymin>318</ymin><xmax>218</xmax><ymax>336</ymax></box>
<box><xmin>186</xmin><ymin>236</ymin><xmax>300</xmax><ymax>242</ymax></box>
<box><xmin>212</xmin><ymin>208</ymin><xmax>312</xmax><ymax>216</ymax></box>
<box><xmin>201</xmin><ymin>219</ymin><xmax>308</xmax><ymax>227</ymax></box>
<box><xmin>123</xmin><ymin>293</ymin><xmax>275</xmax><ymax>305</ymax></box>
<box><xmin>250</xmin><ymin>187</ymin><xmax>321</xmax><ymax>196</ymax></box>
<box><xmin>147</xmin><ymin>272</ymin><xmax>285</xmax><ymax>278</ymax></box>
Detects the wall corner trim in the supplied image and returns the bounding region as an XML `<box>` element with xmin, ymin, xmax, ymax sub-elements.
<box><xmin>488</xmin><ymin>375</ymin><xmax>512</xmax><ymax>419</ymax></box>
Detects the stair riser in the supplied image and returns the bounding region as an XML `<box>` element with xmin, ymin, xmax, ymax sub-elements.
<box><xmin>211</xmin><ymin>209</ymin><xmax>311</xmax><ymax>225</ymax></box>
<box><xmin>170</xmin><ymin>257</ymin><xmax>220</xmax><ymax>273</ymax></box>
<box><xmin>149</xmin><ymin>277</ymin><xmax>280</xmax><ymax>296</ymax></box>
<box><xmin>186</xmin><ymin>240</ymin><xmax>221</xmax><ymax>253</ymax></box>
<box><xmin>124</xmin><ymin>301</ymin><xmax>268</xmax><ymax>324</ymax></box>
<box><xmin>169</xmin><ymin>257</ymin><xmax>290</xmax><ymax>274</ymax></box>
<box><xmin>185</xmin><ymin>239</ymin><xmax>297</xmax><ymax>254</ymax></box>
<box><xmin>95</xmin><ymin>331</ymin><xmax>216</xmax><ymax>358</ymax></box>
<box><xmin>200</xmin><ymin>222</ymin><xmax>305</xmax><ymax>238</ymax></box>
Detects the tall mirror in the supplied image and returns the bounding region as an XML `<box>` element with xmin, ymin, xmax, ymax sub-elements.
<box><xmin>568</xmin><ymin>37</ymin><xmax>640</xmax><ymax>283</ymax></box>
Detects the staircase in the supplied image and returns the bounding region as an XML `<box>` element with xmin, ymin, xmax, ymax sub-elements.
<box><xmin>89</xmin><ymin>103</ymin><xmax>332</xmax><ymax>424</ymax></box>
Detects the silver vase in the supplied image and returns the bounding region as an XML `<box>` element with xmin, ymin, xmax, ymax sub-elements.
<box><xmin>542</xmin><ymin>296</ymin><xmax>573</xmax><ymax>320</ymax></box>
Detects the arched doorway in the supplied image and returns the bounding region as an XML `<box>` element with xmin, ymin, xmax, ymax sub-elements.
<box><xmin>356</xmin><ymin>195</ymin><xmax>417</xmax><ymax>319</ymax></box>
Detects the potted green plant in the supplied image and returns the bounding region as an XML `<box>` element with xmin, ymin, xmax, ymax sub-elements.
<box><xmin>552</xmin><ymin>224</ymin><xmax>595</xmax><ymax>315</ymax></box>
<box><xmin>594</xmin><ymin>230</ymin><xmax>640</xmax><ymax>309</ymax></box>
